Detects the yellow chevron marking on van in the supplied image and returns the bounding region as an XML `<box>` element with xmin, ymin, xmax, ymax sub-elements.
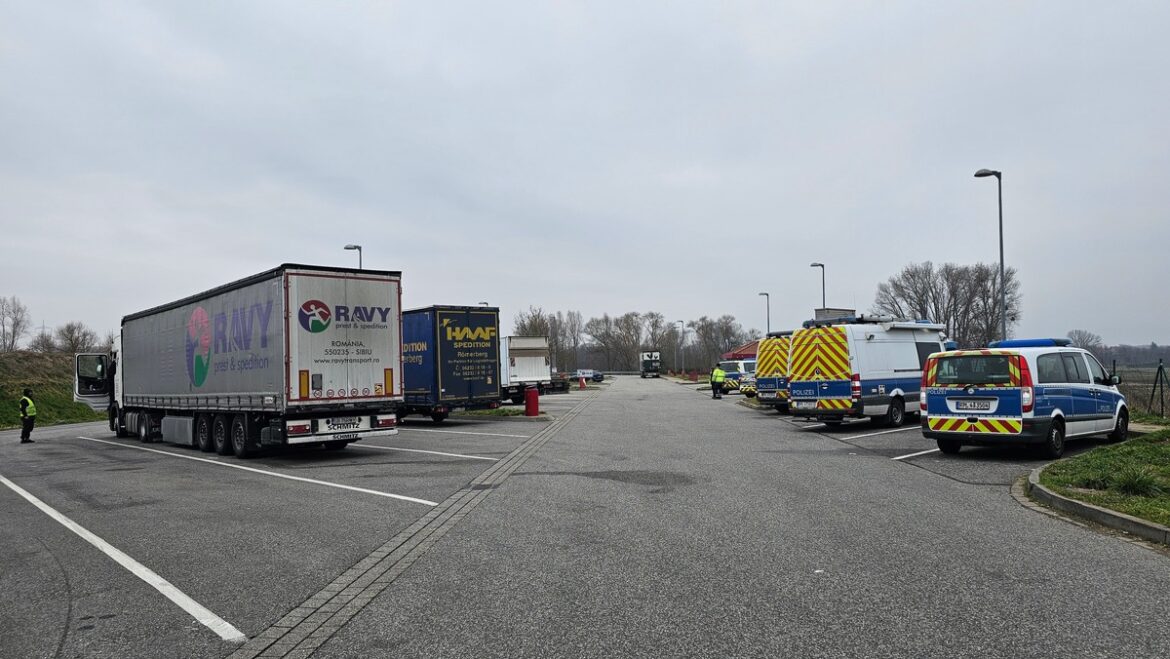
<box><xmin>928</xmin><ymin>417</ymin><xmax>1022</xmax><ymax>434</ymax></box>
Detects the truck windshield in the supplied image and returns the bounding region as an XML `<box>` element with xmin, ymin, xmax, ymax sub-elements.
<box><xmin>934</xmin><ymin>355</ymin><xmax>1013</xmax><ymax>386</ymax></box>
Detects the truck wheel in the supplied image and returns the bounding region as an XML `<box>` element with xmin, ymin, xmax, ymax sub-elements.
<box><xmin>213</xmin><ymin>415</ymin><xmax>232</xmax><ymax>455</ymax></box>
<box><xmin>195</xmin><ymin>414</ymin><xmax>215</xmax><ymax>452</ymax></box>
<box><xmin>510</xmin><ymin>395</ymin><xmax>523</xmax><ymax>405</ymax></box>
<box><xmin>231</xmin><ymin>414</ymin><xmax>254</xmax><ymax>459</ymax></box>
<box><xmin>937</xmin><ymin>439</ymin><xmax>961</xmax><ymax>454</ymax></box>
<box><xmin>137</xmin><ymin>414</ymin><xmax>152</xmax><ymax>442</ymax></box>
<box><xmin>431</xmin><ymin>412</ymin><xmax>448</xmax><ymax>423</ymax></box>
<box><xmin>113</xmin><ymin>407</ymin><xmax>131</xmax><ymax>438</ymax></box>
<box><xmin>884</xmin><ymin>399</ymin><xmax>905</xmax><ymax>427</ymax></box>
<box><xmin>323</xmin><ymin>441</ymin><xmax>348</xmax><ymax>451</ymax></box>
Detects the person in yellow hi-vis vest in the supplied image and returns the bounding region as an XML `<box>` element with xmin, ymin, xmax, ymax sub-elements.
<box><xmin>709</xmin><ymin>365</ymin><xmax>726</xmax><ymax>400</ymax></box>
<box><xmin>19</xmin><ymin>388</ymin><xmax>36</xmax><ymax>444</ymax></box>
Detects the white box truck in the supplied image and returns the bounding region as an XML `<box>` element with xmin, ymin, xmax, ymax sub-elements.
<box><xmin>73</xmin><ymin>264</ymin><xmax>404</xmax><ymax>457</ymax></box>
<box><xmin>499</xmin><ymin>336</ymin><xmax>553</xmax><ymax>403</ymax></box>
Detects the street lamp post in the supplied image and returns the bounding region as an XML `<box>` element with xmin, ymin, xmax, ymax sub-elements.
<box><xmin>675</xmin><ymin>320</ymin><xmax>685</xmax><ymax>374</ymax></box>
<box><xmin>758</xmin><ymin>292</ymin><xmax>770</xmax><ymax>334</ymax></box>
<box><xmin>809</xmin><ymin>263</ymin><xmax>825</xmax><ymax>309</ymax></box>
<box><xmin>344</xmin><ymin>244</ymin><xmax>363</xmax><ymax>269</ymax></box>
<box><xmin>974</xmin><ymin>169</ymin><xmax>1007</xmax><ymax>342</ymax></box>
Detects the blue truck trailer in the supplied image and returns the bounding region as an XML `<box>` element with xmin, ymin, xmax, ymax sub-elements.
<box><xmin>401</xmin><ymin>305</ymin><xmax>502</xmax><ymax>422</ymax></box>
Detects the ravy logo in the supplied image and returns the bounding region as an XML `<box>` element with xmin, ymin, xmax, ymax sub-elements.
<box><xmin>299</xmin><ymin>300</ymin><xmax>332</xmax><ymax>333</ymax></box>
<box><xmin>185</xmin><ymin>307</ymin><xmax>212</xmax><ymax>387</ymax></box>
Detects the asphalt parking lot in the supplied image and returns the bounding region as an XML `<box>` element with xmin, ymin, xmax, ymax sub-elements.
<box><xmin>0</xmin><ymin>387</ymin><xmax>596</xmax><ymax>659</ymax></box>
<box><xmin>751</xmin><ymin>402</ymin><xmax>1107</xmax><ymax>487</ymax></box>
<box><xmin>3</xmin><ymin>377</ymin><xmax>1168</xmax><ymax>659</ymax></box>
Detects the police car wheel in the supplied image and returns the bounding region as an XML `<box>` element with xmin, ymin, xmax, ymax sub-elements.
<box><xmin>937</xmin><ymin>439</ymin><xmax>961</xmax><ymax>455</ymax></box>
<box><xmin>1040</xmin><ymin>421</ymin><xmax>1065</xmax><ymax>459</ymax></box>
<box><xmin>1107</xmin><ymin>409</ymin><xmax>1129</xmax><ymax>443</ymax></box>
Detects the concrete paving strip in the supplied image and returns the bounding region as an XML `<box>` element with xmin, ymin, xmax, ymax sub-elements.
<box><xmin>76</xmin><ymin>437</ymin><xmax>437</xmax><ymax>506</ymax></box>
<box><xmin>356</xmin><ymin>445</ymin><xmax>498</xmax><ymax>461</ymax></box>
<box><xmin>397</xmin><ymin>427</ymin><xmax>529</xmax><ymax>439</ymax></box>
<box><xmin>891</xmin><ymin>447</ymin><xmax>941</xmax><ymax>461</ymax></box>
<box><xmin>227</xmin><ymin>390</ymin><xmax>600</xmax><ymax>659</ymax></box>
<box><xmin>0</xmin><ymin>473</ymin><xmax>247</xmax><ymax>644</ymax></box>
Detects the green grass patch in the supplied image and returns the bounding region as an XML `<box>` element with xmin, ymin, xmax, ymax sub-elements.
<box><xmin>457</xmin><ymin>407</ymin><xmax>527</xmax><ymax>417</ymax></box>
<box><xmin>0</xmin><ymin>352</ymin><xmax>106</xmax><ymax>429</ymax></box>
<box><xmin>1132</xmin><ymin>410</ymin><xmax>1170</xmax><ymax>427</ymax></box>
<box><xmin>1039</xmin><ymin>429</ymin><xmax>1170</xmax><ymax>527</ymax></box>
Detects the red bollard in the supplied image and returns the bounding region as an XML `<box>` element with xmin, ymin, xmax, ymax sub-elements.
<box><xmin>579</xmin><ymin>376</ymin><xmax>586</xmax><ymax>390</ymax></box>
<box><xmin>524</xmin><ymin>386</ymin><xmax>540</xmax><ymax>416</ymax></box>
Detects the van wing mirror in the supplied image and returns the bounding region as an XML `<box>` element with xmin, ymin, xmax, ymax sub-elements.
<box><xmin>1110</xmin><ymin>374</ymin><xmax>1121</xmax><ymax>385</ymax></box>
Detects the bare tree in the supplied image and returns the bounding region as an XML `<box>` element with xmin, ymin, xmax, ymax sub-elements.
<box><xmin>873</xmin><ymin>261</ymin><xmax>1021</xmax><ymax>348</ymax></box>
<box><xmin>513</xmin><ymin>306</ymin><xmax>550</xmax><ymax>337</ymax></box>
<box><xmin>564</xmin><ymin>310</ymin><xmax>583</xmax><ymax>372</ymax></box>
<box><xmin>55</xmin><ymin>321</ymin><xmax>99</xmax><ymax>354</ymax></box>
<box><xmin>1067</xmin><ymin>329</ymin><xmax>1105</xmax><ymax>360</ymax></box>
<box><xmin>643</xmin><ymin>312</ymin><xmax>668</xmax><ymax>351</ymax></box>
<box><xmin>28</xmin><ymin>330</ymin><xmax>56</xmax><ymax>353</ymax></box>
<box><xmin>584</xmin><ymin>314</ymin><xmax>618</xmax><ymax>369</ymax></box>
<box><xmin>689</xmin><ymin>315</ymin><xmax>750</xmax><ymax>368</ymax></box>
<box><xmin>613</xmin><ymin>312</ymin><xmax>644</xmax><ymax>370</ymax></box>
<box><xmin>0</xmin><ymin>296</ymin><xmax>31</xmax><ymax>352</ymax></box>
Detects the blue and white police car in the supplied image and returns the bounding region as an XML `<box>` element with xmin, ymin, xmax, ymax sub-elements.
<box><xmin>920</xmin><ymin>338</ymin><xmax>1128</xmax><ymax>458</ymax></box>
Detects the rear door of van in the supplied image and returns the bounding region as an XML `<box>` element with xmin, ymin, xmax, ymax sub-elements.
<box><xmin>789</xmin><ymin>325</ymin><xmax>851</xmax><ymax>412</ymax></box>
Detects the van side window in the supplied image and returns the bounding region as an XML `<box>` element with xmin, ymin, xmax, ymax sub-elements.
<box><xmin>1084</xmin><ymin>355</ymin><xmax>1109</xmax><ymax>385</ymax></box>
<box><xmin>1061</xmin><ymin>354</ymin><xmax>1089</xmax><ymax>384</ymax></box>
<box><xmin>1036</xmin><ymin>354</ymin><xmax>1068</xmax><ymax>384</ymax></box>
<box><xmin>915</xmin><ymin>342</ymin><xmax>939</xmax><ymax>369</ymax></box>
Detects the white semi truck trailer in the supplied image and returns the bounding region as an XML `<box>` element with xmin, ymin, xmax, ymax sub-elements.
<box><xmin>74</xmin><ymin>264</ymin><xmax>404</xmax><ymax>458</ymax></box>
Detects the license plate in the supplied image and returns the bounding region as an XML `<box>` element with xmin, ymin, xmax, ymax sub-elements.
<box><xmin>326</xmin><ymin>416</ymin><xmax>361</xmax><ymax>431</ymax></box>
<box><xmin>955</xmin><ymin>400</ymin><xmax>992</xmax><ymax>412</ymax></box>
<box><xmin>793</xmin><ymin>400</ymin><xmax>816</xmax><ymax>410</ymax></box>
<box><xmin>759</xmin><ymin>391</ymin><xmax>776</xmax><ymax>398</ymax></box>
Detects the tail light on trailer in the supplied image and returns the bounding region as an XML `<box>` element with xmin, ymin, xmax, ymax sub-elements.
<box><xmin>287</xmin><ymin>422</ymin><xmax>312</xmax><ymax>436</ymax></box>
<box><xmin>373</xmin><ymin>415</ymin><xmax>397</xmax><ymax>428</ymax></box>
<box><xmin>1018</xmin><ymin>356</ymin><xmax>1034</xmax><ymax>413</ymax></box>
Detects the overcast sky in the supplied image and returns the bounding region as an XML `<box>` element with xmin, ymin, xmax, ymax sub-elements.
<box><xmin>3</xmin><ymin>2</ymin><xmax>1167</xmax><ymax>346</ymax></box>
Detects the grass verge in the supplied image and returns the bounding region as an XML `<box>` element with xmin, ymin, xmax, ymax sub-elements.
<box><xmin>1</xmin><ymin>352</ymin><xmax>106</xmax><ymax>429</ymax></box>
<box><xmin>457</xmin><ymin>408</ymin><xmax>527</xmax><ymax>417</ymax></box>
<box><xmin>1039</xmin><ymin>429</ymin><xmax>1170</xmax><ymax>528</ymax></box>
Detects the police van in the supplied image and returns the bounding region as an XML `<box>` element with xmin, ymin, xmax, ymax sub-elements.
<box><xmin>716</xmin><ymin>359</ymin><xmax>756</xmax><ymax>394</ymax></box>
<box><xmin>920</xmin><ymin>338</ymin><xmax>1128</xmax><ymax>458</ymax></box>
<box><xmin>788</xmin><ymin>316</ymin><xmax>946</xmax><ymax>426</ymax></box>
<box><xmin>755</xmin><ymin>331</ymin><xmax>793</xmax><ymax>411</ymax></box>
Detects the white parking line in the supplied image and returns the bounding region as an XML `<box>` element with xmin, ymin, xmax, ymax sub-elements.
<box><xmin>359</xmin><ymin>445</ymin><xmax>498</xmax><ymax>461</ymax></box>
<box><xmin>398</xmin><ymin>427</ymin><xmax>529</xmax><ymax>439</ymax></box>
<box><xmin>77</xmin><ymin>437</ymin><xmax>437</xmax><ymax>506</ymax></box>
<box><xmin>0</xmin><ymin>473</ymin><xmax>247</xmax><ymax>643</ymax></box>
<box><xmin>892</xmin><ymin>448</ymin><xmax>941</xmax><ymax>461</ymax></box>
<box><xmin>839</xmin><ymin>426</ymin><xmax>921</xmax><ymax>441</ymax></box>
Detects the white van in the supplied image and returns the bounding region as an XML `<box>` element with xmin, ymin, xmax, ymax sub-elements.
<box><xmin>788</xmin><ymin>315</ymin><xmax>946</xmax><ymax>426</ymax></box>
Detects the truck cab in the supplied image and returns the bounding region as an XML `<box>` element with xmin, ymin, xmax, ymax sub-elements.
<box><xmin>639</xmin><ymin>351</ymin><xmax>662</xmax><ymax>378</ymax></box>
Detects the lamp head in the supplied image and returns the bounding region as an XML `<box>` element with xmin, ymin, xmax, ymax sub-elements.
<box><xmin>344</xmin><ymin>244</ymin><xmax>361</xmax><ymax>250</ymax></box>
<box><xmin>974</xmin><ymin>169</ymin><xmax>1001</xmax><ymax>179</ymax></box>
<box><xmin>810</xmin><ymin>262</ymin><xmax>824</xmax><ymax>268</ymax></box>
